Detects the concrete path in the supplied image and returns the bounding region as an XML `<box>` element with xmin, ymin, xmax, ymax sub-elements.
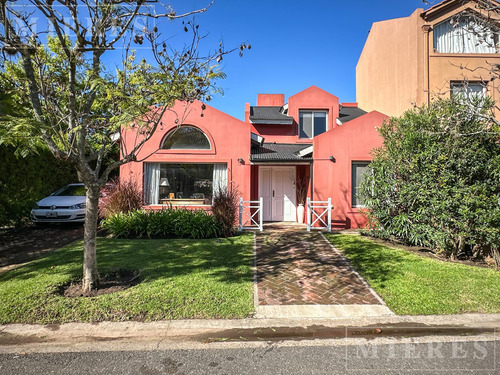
<box><xmin>254</xmin><ymin>226</ymin><xmax>393</xmax><ymax>318</ymax></box>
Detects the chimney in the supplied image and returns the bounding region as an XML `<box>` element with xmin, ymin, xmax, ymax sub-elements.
<box><xmin>340</xmin><ymin>102</ymin><xmax>358</xmax><ymax>108</ymax></box>
<box><xmin>244</xmin><ymin>103</ymin><xmax>251</xmax><ymax>123</ymax></box>
<box><xmin>257</xmin><ymin>94</ymin><xmax>285</xmax><ymax>107</ymax></box>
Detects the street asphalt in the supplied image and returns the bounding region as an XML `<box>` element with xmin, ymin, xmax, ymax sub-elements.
<box><xmin>0</xmin><ymin>339</ymin><xmax>498</xmax><ymax>374</ymax></box>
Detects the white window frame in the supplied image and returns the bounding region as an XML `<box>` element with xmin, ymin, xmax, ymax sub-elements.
<box><xmin>298</xmin><ymin>110</ymin><xmax>328</xmax><ymax>139</ymax></box>
<box><xmin>351</xmin><ymin>161</ymin><xmax>370</xmax><ymax>208</ymax></box>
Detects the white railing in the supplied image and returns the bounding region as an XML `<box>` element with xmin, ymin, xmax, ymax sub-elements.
<box><xmin>306</xmin><ymin>197</ymin><xmax>332</xmax><ymax>232</ymax></box>
<box><xmin>238</xmin><ymin>197</ymin><xmax>263</xmax><ymax>231</ymax></box>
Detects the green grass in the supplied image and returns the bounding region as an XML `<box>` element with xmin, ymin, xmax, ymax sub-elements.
<box><xmin>325</xmin><ymin>234</ymin><xmax>500</xmax><ymax>315</ymax></box>
<box><xmin>0</xmin><ymin>234</ymin><xmax>255</xmax><ymax>324</ymax></box>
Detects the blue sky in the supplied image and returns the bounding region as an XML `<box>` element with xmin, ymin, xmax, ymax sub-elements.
<box><xmin>171</xmin><ymin>0</ymin><xmax>431</xmax><ymax>120</ymax></box>
<box><xmin>7</xmin><ymin>0</ymin><xmax>432</xmax><ymax>120</ymax></box>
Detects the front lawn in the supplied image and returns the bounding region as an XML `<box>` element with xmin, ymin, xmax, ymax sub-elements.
<box><xmin>0</xmin><ymin>234</ymin><xmax>254</xmax><ymax>324</ymax></box>
<box><xmin>325</xmin><ymin>234</ymin><xmax>500</xmax><ymax>315</ymax></box>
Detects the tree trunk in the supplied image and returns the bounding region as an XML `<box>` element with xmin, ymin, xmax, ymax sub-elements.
<box><xmin>82</xmin><ymin>185</ymin><xmax>100</xmax><ymax>293</ymax></box>
<box><xmin>493</xmin><ymin>247</ymin><xmax>500</xmax><ymax>270</ymax></box>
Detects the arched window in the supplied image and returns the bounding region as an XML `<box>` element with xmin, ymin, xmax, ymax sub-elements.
<box><xmin>161</xmin><ymin>126</ymin><xmax>211</xmax><ymax>150</ymax></box>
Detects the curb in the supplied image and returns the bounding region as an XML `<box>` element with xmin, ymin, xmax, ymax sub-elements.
<box><xmin>1</xmin><ymin>314</ymin><xmax>499</xmax><ymax>353</ymax></box>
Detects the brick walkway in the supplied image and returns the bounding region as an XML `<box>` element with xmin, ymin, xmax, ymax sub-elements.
<box><xmin>255</xmin><ymin>227</ymin><xmax>382</xmax><ymax>306</ymax></box>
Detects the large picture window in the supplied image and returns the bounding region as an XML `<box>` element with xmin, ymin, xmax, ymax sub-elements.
<box><xmin>299</xmin><ymin>111</ymin><xmax>327</xmax><ymax>139</ymax></box>
<box><xmin>352</xmin><ymin>161</ymin><xmax>370</xmax><ymax>208</ymax></box>
<box><xmin>144</xmin><ymin>163</ymin><xmax>227</xmax><ymax>205</ymax></box>
<box><xmin>161</xmin><ymin>126</ymin><xmax>211</xmax><ymax>150</ymax></box>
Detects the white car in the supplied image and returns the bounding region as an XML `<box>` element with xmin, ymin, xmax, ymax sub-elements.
<box><xmin>31</xmin><ymin>183</ymin><xmax>87</xmax><ymax>224</ymax></box>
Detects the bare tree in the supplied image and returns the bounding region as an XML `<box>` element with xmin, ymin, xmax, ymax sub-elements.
<box><xmin>0</xmin><ymin>0</ymin><xmax>249</xmax><ymax>293</ymax></box>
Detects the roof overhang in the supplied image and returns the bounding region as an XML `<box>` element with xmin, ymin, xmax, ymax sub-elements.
<box><xmin>249</xmin><ymin>119</ymin><xmax>294</xmax><ymax>125</ymax></box>
<box><xmin>250</xmin><ymin>161</ymin><xmax>312</xmax><ymax>165</ymax></box>
<box><xmin>422</xmin><ymin>0</ymin><xmax>500</xmax><ymax>22</ymax></box>
<box><xmin>297</xmin><ymin>145</ymin><xmax>313</xmax><ymax>157</ymax></box>
<box><xmin>251</xmin><ymin>132</ymin><xmax>265</xmax><ymax>146</ymax></box>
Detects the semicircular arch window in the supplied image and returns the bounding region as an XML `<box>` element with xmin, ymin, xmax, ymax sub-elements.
<box><xmin>161</xmin><ymin>126</ymin><xmax>211</xmax><ymax>150</ymax></box>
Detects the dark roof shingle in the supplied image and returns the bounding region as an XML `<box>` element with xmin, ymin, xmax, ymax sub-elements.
<box><xmin>249</xmin><ymin>106</ymin><xmax>294</xmax><ymax>124</ymax></box>
<box><xmin>338</xmin><ymin>106</ymin><xmax>367</xmax><ymax>124</ymax></box>
<box><xmin>250</xmin><ymin>143</ymin><xmax>312</xmax><ymax>162</ymax></box>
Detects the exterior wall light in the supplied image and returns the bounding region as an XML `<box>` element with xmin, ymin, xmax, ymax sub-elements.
<box><xmin>329</xmin><ymin>156</ymin><xmax>336</xmax><ymax>163</ymax></box>
<box><xmin>238</xmin><ymin>158</ymin><xmax>245</xmax><ymax>164</ymax></box>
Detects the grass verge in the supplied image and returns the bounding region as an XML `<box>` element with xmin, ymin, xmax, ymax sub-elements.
<box><xmin>325</xmin><ymin>234</ymin><xmax>500</xmax><ymax>315</ymax></box>
<box><xmin>0</xmin><ymin>234</ymin><xmax>254</xmax><ymax>324</ymax></box>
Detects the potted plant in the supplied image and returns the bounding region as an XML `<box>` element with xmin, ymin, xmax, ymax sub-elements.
<box><xmin>294</xmin><ymin>176</ymin><xmax>309</xmax><ymax>224</ymax></box>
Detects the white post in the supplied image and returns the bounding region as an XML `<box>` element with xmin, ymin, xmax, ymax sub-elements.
<box><xmin>238</xmin><ymin>197</ymin><xmax>243</xmax><ymax>231</ymax></box>
<box><xmin>306</xmin><ymin>197</ymin><xmax>311</xmax><ymax>232</ymax></box>
<box><xmin>327</xmin><ymin>197</ymin><xmax>332</xmax><ymax>232</ymax></box>
<box><xmin>259</xmin><ymin>197</ymin><xmax>263</xmax><ymax>231</ymax></box>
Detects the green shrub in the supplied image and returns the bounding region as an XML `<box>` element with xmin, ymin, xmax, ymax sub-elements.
<box><xmin>99</xmin><ymin>178</ymin><xmax>143</xmax><ymax>219</ymax></box>
<box><xmin>359</xmin><ymin>98</ymin><xmax>500</xmax><ymax>265</ymax></box>
<box><xmin>101</xmin><ymin>208</ymin><xmax>221</xmax><ymax>239</ymax></box>
<box><xmin>212</xmin><ymin>188</ymin><xmax>239</xmax><ymax>237</ymax></box>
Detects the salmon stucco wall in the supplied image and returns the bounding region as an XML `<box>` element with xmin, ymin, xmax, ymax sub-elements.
<box><xmin>120</xmin><ymin>100</ymin><xmax>252</xmax><ymax>208</ymax></box>
<box><xmin>356</xmin><ymin>9</ymin><xmax>423</xmax><ymax>116</ymax></box>
<box><xmin>357</xmin><ymin>1</ymin><xmax>500</xmax><ymax>119</ymax></box>
<box><xmin>248</xmin><ymin>86</ymin><xmax>340</xmax><ymax>144</ymax></box>
<box><xmin>313</xmin><ymin>111</ymin><xmax>387</xmax><ymax>229</ymax></box>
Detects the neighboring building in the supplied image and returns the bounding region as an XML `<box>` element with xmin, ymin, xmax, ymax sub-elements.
<box><xmin>120</xmin><ymin>86</ymin><xmax>387</xmax><ymax>229</ymax></box>
<box><xmin>356</xmin><ymin>0</ymin><xmax>500</xmax><ymax>117</ymax></box>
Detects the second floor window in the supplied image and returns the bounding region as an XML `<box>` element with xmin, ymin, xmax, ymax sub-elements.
<box><xmin>299</xmin><ymin>111</ymin><xmax>327</xmax><ymax>139</ymax></box>
<box><xmin>433</xmin><ymin>14</ymin><xmax>499</xmax><ymax>54</ymax></box>
<box><xmin>161</xmin><ymin>126</ymin><xmax>211</xmax><ymax>150</ymax></box>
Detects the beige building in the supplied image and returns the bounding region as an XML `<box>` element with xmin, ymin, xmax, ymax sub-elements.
<box><xmin>356</xmin><ymin>0</ymin><xmax>500</xmax><ymax>117</ymax></box>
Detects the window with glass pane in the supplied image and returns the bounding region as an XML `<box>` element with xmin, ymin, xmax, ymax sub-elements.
<box><xmin>299</xmin><ymin>111</ymin><xmax>328</xmax><ymax>139</ymax></box>
<box><xmin>352</xmin><ymin>162</ymin><xmax>370</xmax><ymax>208</ymax></box>
<box><xmin>451</xmin><ymin>82</ymin><xmax>486</xmax><ymax>101</ymax></box>
<box><xmin>162</xmin><ymin>126</ymin><xmax>211</xmax><ymax>150</ymax></box>
<box><xmin>433</xmin><ymin>15</ymin><xmax>500</xmax><ymax>54</ymax></box>
<box><xmin>159</xmin><ymin>164</ymin><xmax>214</xmax><ymax>204</ymax></box>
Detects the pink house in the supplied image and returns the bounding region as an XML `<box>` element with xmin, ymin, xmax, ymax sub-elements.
<box><xmin>120</xmin><ymin>86</ymin><xmax>387</xmax><ymax>229</ymax></box>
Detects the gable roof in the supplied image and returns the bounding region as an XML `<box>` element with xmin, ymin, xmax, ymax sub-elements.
<box><xmin>422</xmin><ymin>0</ymin><xmax>499</xmax><ymax>21</ymax></box>
<box><xmin>249</xmin><ymin>106</ymin><xmax>294</xmax><ymax>125</ymax></box>
<box><xmin>250</xmin><ymin>143</ymin><xmax>313</xmax><ymax>162</ymax></box>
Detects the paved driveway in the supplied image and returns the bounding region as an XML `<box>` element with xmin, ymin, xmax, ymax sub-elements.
<box><xmin>0</xmin><ymin>224</ymin><xmax>83</xmax><ymax>270</ymax></box>
<box><xmin>256</xmin><ymin>227</ymin><xmax>382</xmax><ymax>306</ymax></box>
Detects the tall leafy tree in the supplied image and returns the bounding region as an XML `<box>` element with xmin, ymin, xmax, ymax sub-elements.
<box><xmin>0</xmin><ymin>1</ymin><xmax>249</xmax><ymax>292</ymax></box>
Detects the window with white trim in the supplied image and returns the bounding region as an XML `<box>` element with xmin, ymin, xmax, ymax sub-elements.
<box><xmin>352</xmin><ymin>162</ymin><xmax>370</xmax><ymax>208</ymax></box>
<box><xmin>299</xmin><ymin>111</ymin><xmax>328</xmax><ymax>139</ymax></box>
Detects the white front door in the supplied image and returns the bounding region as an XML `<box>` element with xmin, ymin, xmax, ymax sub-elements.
<box><xmin>259</xmin><ymin>167</ymin><xmax>296</xmax><ymax>222</ymax></box>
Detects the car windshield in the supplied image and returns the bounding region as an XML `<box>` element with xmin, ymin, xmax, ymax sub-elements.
<box><xmin>52</xmin><ymin>185</ymin><xmax>86</xmax><ymax>196</ymax></box>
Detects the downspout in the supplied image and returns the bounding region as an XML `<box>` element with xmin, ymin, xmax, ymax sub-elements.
<box><xmin>309</xmin><ymin>162</ymin><xmax>314</xmax><ymax>201</ymax></box>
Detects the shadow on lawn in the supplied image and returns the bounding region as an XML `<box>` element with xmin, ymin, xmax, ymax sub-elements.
<box><xmin>0</xmin><ymin>235</ymin><xmax>254</xmax><ymax>287</ymax></box>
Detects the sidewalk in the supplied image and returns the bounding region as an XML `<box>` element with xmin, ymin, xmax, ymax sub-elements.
<box><xmin>1</xmin><ymin>314</ymin><xmax>499</xmax><ymax>353</ymax></box>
